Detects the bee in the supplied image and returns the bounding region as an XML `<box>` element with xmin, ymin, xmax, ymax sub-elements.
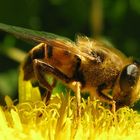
<box><xmin>0</xmin><ymin>23</ymin><xmax>140</xmax><ymax>112</ymax></box>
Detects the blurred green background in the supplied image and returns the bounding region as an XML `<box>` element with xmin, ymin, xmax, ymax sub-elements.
<box><xmin>0</xmin><ymin>0</ymin><xmax>140</xmax><ymax>107</ymax></box>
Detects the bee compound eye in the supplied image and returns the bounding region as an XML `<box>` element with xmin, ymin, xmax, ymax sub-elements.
<box><xmin>119</xmin><ymin>64</ymin><xmax>139</xmax><ymax>93</ymax></box>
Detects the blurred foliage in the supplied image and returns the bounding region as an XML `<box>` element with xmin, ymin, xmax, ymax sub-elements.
<box><xmin>0</xmin><ymin>0</ymin><xmax>140</xmax><ymax>108</ymax></box>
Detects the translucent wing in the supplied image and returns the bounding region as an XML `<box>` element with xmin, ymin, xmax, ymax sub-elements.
<box><xmin>0</xmin><ymin>23</ymin><xmax>96</xmax><ymax>61</ymax></box>
<box><xmin>0</xmin><ymin>23</ymin><xmax>72</xmax><ymax>43</ymax></box>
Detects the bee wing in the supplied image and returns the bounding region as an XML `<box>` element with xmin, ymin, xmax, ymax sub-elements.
<box><xmin>0</xmin><ymin>23</ymin><xmax>73</xmax><ymax>44</ymax></box>
<box><xmin>0</xmin><ymin>23</ymin><xmax>96</xmax><ymax>61</ymax></box>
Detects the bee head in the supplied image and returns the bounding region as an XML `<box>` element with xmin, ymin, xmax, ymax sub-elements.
<box><xmin>115</xmin><ymin>62</ymin><xmax>140</xmax><ymax>108</ymax></box>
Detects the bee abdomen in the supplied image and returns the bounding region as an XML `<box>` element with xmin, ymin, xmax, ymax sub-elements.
<box><xmin>22</xmin><ymin>44</ymin><xmax>46</xmax><ymax>80</ymax></box>
<box><xmin>22</xmin><ymin>54</ymin><xmax>34</xmax><ymax>80</ymax></box>
<box><xmin>47</xmin><ymin>45</ymin><xmax>53</xmax><ymax>58</ymax></box>
<box><xmin>32</xmin><ymin>44</ymin><xmax>45</xmax><ymax>59</ymax></box>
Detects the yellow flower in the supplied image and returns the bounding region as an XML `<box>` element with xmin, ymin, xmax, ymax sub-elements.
<box><xmin>0</xmin><ymin>69</ymin><xmax>140</xmax><ymax>140</ymax></box>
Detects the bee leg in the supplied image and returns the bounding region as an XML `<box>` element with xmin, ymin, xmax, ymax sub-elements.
<box><xmin>72</xmin><ymin>82</ymin><xmax>81</xmax><ymax>117</ymax></box>
<box><xmin>34</xmin><ymin>60</ymin><xmax>82</xmax><ymax>116</ymax></box>
<box><xmin>97</xmin><ymin>84</ymin><xmax>116</xmax><ymax>113</ymax></box>
<box><xmin>33</xmin><ymin>59</ymin><xmax>54</xmax><ymax>103</ymax></box>
<box><xmin>111</xmin><ymin>100</ymin><xmax>116</xmax><ymax>113</ymax></box>
<box><xmin>33</xmin><ymin>59</ymin><xmax>72</xmax><ymax>99</ymax></box>
<box><xmin>33</xmin><ymin>59</ymin><xmax>83</xmax><ymax>116</ymax></box>
<box><xmin>33</xmin><ymin>59</ymin><xmax>71</xmax><ymax>83</ymax></box>
<box><xmin>43</xmin><ymin>79</ymin><xmax>57</xmax><ymax>104</ymax></box>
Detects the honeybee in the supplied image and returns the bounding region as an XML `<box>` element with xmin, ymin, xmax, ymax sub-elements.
<box><xmin>0</xmin><ymin>23</ymin><xmax>140</xmax><ymax>112</ymax></box>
